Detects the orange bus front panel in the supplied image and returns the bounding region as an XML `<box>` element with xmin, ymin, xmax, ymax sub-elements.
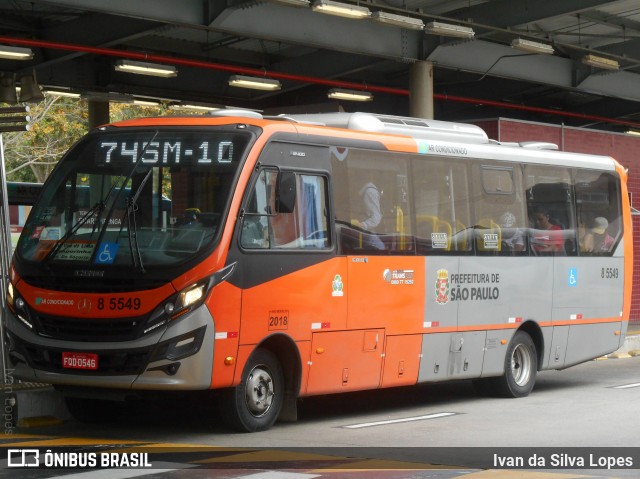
<box><xmin>209</xmin><ymin>281</ymin><xmax>242</xmax><ymax>388</ymax></box>
<box><xmin>239</xmin><ymin>257</ymin><xmax>349</xmax><ymax>346</ymax></box>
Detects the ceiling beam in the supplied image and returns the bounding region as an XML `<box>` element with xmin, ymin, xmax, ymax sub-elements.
<box><xmin>428</xmin><ymin>39</ymin><xmax>640</xmax><ymax>103</ymax></box>
<box><xmin>448</xmin><ymin>0</ymin><xmax>622</xmax><ymax>29</ymax></box>
<box><xmin>211</xmin><ymin>3</ymin><xmax>421</xmax><ymax>62</ymax></box>
<box><xmin>37</xmin><ymin>0</ymin><xmax>210</xmax><ymax>26</ymax></box>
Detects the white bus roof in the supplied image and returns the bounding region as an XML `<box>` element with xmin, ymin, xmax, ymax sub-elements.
<box><xmin>210</xmin><ymin>110</ymin><xmax>617</xmax><ymax>171</ymax></box>
<box><xmin>276</xmin><ymin>112</ymin><xmax>490</xmax><ymax>145</ymax></box>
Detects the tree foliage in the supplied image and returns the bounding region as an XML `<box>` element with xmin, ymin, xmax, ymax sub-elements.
<box><xmin>2</xmin><ymin>95</ymin><xmax>168</xmax><ymax>183</ymax></box>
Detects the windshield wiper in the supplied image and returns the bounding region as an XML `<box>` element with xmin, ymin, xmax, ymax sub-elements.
<box><xmin>100</xmin><ymin>131</ymin><xmax>159</xmax><ymax>272</ymax></box>
<box><xmin>125</xmin><ymin>167</ymin><xmax>154</xmax><ymax>273</ymax></box>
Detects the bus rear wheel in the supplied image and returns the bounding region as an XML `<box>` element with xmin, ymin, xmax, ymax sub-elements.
<box><xmin>220</xmin><ymin>348</ymin><xmax>284</xmax><ymax>432</ymax></box>
<box><xmin>495</xmin><ymin>331</ymin><xmax>537</xmax><ymax>398</ymax></box>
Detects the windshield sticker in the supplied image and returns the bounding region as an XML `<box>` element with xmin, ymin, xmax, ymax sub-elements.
<box><xmin>56</xmin><ymin>241</ymin><xmax>95</xmax><ymax>262</ymax></box>
<box><xmin>95</xmin><ymin>242</ymin><xmax>119</xmax><ymax>264</ymax></box>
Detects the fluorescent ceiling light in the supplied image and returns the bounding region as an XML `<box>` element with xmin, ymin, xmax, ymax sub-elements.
<box><xmin>228</xmin><ymin>75</ymin><xmax>281</xmax><ymax>91</ymax></box>
<box><xmin>312</xmin><ymin>0</ymin><xmax>370</xmax><ymax>19</ymax></box>
<box><xmin>0</xmin><ymin>45</ymin><xmax>34</xmax><ymax>60</ymax></box>
<box><xmin>45</xmin><ymin>89</ymin><xmax>81</xmax><ymax>98</ymax></box>
<box><xmin>425</xmin><ymin>21</ymin><xmax>475</xmax><ymax>39</ymax></box>
<box><xmin>582</xmin><ymin>54</ymin><xmax>619</xmax><ymax>71</ymax></box>
<box><xmin>625</xmin><ymin>129</ymin><xmax>640</xmax><ymax>136</ymax></box>
<box><xmin>327</xmin><ymin>88</ymin><xmax>373</xmax><ymax>102</ymax></box>
<box><xmin>269</xmin><ymin>0</ymin><xmax>310</xmax><ymax>6</ymax></box>
<box><xmin>114</xmin><ymin>60</ymin><xmax>177</xmax><ymax>78</ymax></box>
<box><xmin>511</xmin><ymin>38</ymin><xmax>554</xmax><ymax>55</ymax></box>
<box><xmin>171</xmin><ymin>103</ymin><xmax>220</xmax><ymax>112</ymax></box>
<box><xmin>372</xmin><ymin>11</ymin><xmax>424</xmax><ymax>30</ymax></box>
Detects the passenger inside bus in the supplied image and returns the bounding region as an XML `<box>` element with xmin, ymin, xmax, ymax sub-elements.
<box><xmin>530</xmin><ymin>205</ymin><xmax>564</xmax><ymax>254</ymax></box>
<box><xmin>350</xmin><ymin>173</ymin><xmax>385</xmax><ymax>251</ymax></box>
<box><xmin>591</xmin><ymin>216</ymin><xmax>615</xmax><ymax>253</ymax></box>
<box><xmin>578</xmin><ymin>215</ymin><xmax>594</xmax><ymax>253</ymax></box>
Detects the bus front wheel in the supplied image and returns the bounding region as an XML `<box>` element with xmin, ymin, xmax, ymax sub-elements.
<box><xmin>495</xmin><ymin>331</ymin><xmax>537</xmax><ymax>398</ymax></box>
<box><xmin>220</xmin><ymin>348</ymin><xmax>284</xmax><ymax>432</ymax></box>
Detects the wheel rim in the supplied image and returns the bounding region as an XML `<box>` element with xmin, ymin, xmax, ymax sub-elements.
<box><xmin>510</xmin><ymin>343</ymin><xmax>533</xmax><ymax>386</ymax></box>
<box><xmin>244</xmin><ymin>365</ymin><xmax>275</xmax><ymax>418</ymax></box>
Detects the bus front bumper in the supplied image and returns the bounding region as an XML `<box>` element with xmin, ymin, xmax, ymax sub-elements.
<box><xmin>4</xmin><ymin>305</ymin><xmax>215</xmax><ymax>391</ymax></box>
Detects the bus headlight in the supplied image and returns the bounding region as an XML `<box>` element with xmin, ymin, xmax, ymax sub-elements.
<box><xmin>141</xmin><ymin>263</ymin><xmax>236</xmax><ymax>336</ymax></box>
<box><xmin>6</xmin><ymin>284</ymin><xmax>34</xmax><ymax>330</ymax></box>
<box><xmin>142</xmin><ymin>280</ymin><xmax>209</xmax><ymax>335</ymax></box>
<box><xmin>176</xmin><ymin>282</ymin><xmax>206</xmax><ymax>311</ymax></box>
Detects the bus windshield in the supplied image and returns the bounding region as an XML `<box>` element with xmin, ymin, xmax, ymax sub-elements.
<box><xmin>16</xmin><ymin>128</ymin><xmax>252</xmax><ymax>270</ymax></box>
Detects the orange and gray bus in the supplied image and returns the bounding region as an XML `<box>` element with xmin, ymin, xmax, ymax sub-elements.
<box><xmin>4</xmin><ymin>111</ymin><xmax>632</xmax><ymax>431</ymax></box>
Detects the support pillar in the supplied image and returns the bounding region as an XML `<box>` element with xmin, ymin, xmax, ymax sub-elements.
<box><xmin>88</xmin><ymin>99</ymin><xmax>110</xmax><ymax>129</ymax></box>
<box><xmin>409</xmin><ymin>60</ymin><xmax>434</xmax><ymax>119</ymax></box>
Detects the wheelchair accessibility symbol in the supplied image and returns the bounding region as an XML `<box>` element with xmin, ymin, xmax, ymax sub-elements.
<box><xmin>568</xmin><ymin>268</ymin><xmax>577</xmax><ymax>287</ymax></box>
<box><xmin>95</xmin><ymin>242</ymin><xmax>119</xmax><ymax>264</ymax></box>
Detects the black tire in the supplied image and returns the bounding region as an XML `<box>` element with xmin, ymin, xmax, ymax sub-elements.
<box><xmin>493</xmin><ymin>330</ymin><xmax>537</xmax><ymax>398</ymax></box>
<box><xmin>64</xmin><ymin>397</ymin><xmax>123</xmax><ymax>424</ymax></box>
<box><xmin>220</xmin><ymin>348</ymin><xmax>284</xmax><ymax>432</ymax></box>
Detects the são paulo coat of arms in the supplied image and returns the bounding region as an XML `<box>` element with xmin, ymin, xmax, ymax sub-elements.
<box><xmin>435</xmin><ymin>269</ymin><xmax>450</xmax><ymax>304</ymax></box>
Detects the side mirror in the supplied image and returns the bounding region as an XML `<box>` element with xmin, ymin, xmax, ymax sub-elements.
<box><xmin>276</xmin><ymin>171</ymin><xmax>296</xmax><ymax>214</ymax></box>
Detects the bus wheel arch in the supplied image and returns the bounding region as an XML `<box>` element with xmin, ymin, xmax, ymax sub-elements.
<box><xmin>495</xmin><ymin>327</ymin><xmax>539</xmax><ymax>398</ymax></box>
<box><xmin>220</xmin><ymin>334</ymin><xmax>300</xmax><ymax>432</ymax></box>
<box><xmin>518</xmin><ymin>321</ymin><xmax>544</xmax><ymax>371</ymax></box>
<box><xmin>258</xmin><ymin>333</ymin><xmax>302</xmax><ymax>423</ymax></box>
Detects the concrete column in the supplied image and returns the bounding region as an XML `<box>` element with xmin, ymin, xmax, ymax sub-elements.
<box><xmin>88</xmin><ymin>99</ymin><xmax>110</xmax><ymax>129</ymax></box>
<box><xmin>409</xmin><ymin>60</ymin><xmax>434</xmax><ymax>119</ymax></box>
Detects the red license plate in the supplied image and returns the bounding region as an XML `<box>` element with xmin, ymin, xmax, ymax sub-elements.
<box><xmin>62</xmin><ymin>352</ymin><xmax>98</xmax><ymax>370</ymax></box>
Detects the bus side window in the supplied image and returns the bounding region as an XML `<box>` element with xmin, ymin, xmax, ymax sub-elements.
<box><xmin>337</xmin><ymin>150</ymin><xmax>413</xmax><ymax>254</ymax></box>
<box><xmin>525</xmin><ymin>165</ymin><xmax>576</xmax><ymax>256</ymax></box>
<box><xmin>575</xmin><ymin>171</ymin><xmax>621</xmax><ymax>255</ymax></box>
<box><xmin>471</xmin><ymin>163</ymin><xmax>528</xmax><ymax>256</ymax></box>
<box><xmin>240</xmin><ymin>170</ymin><xmax>329</xmax><ymax>250</ymax></box>
<box><xmin>241</xmin><ymin>169</ymin><xmax>272</xmax><ymax>249</ymax></box>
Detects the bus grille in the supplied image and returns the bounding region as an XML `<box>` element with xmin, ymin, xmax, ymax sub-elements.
<box><xmin>32</xmin><ymin>313</ymin><xmax>147</xmax><ymax>342</ymax></box>
<box><xmin>9</xmin><ymin>335</ymin><xmax>151</xmax><ymax>376</ymax></box>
